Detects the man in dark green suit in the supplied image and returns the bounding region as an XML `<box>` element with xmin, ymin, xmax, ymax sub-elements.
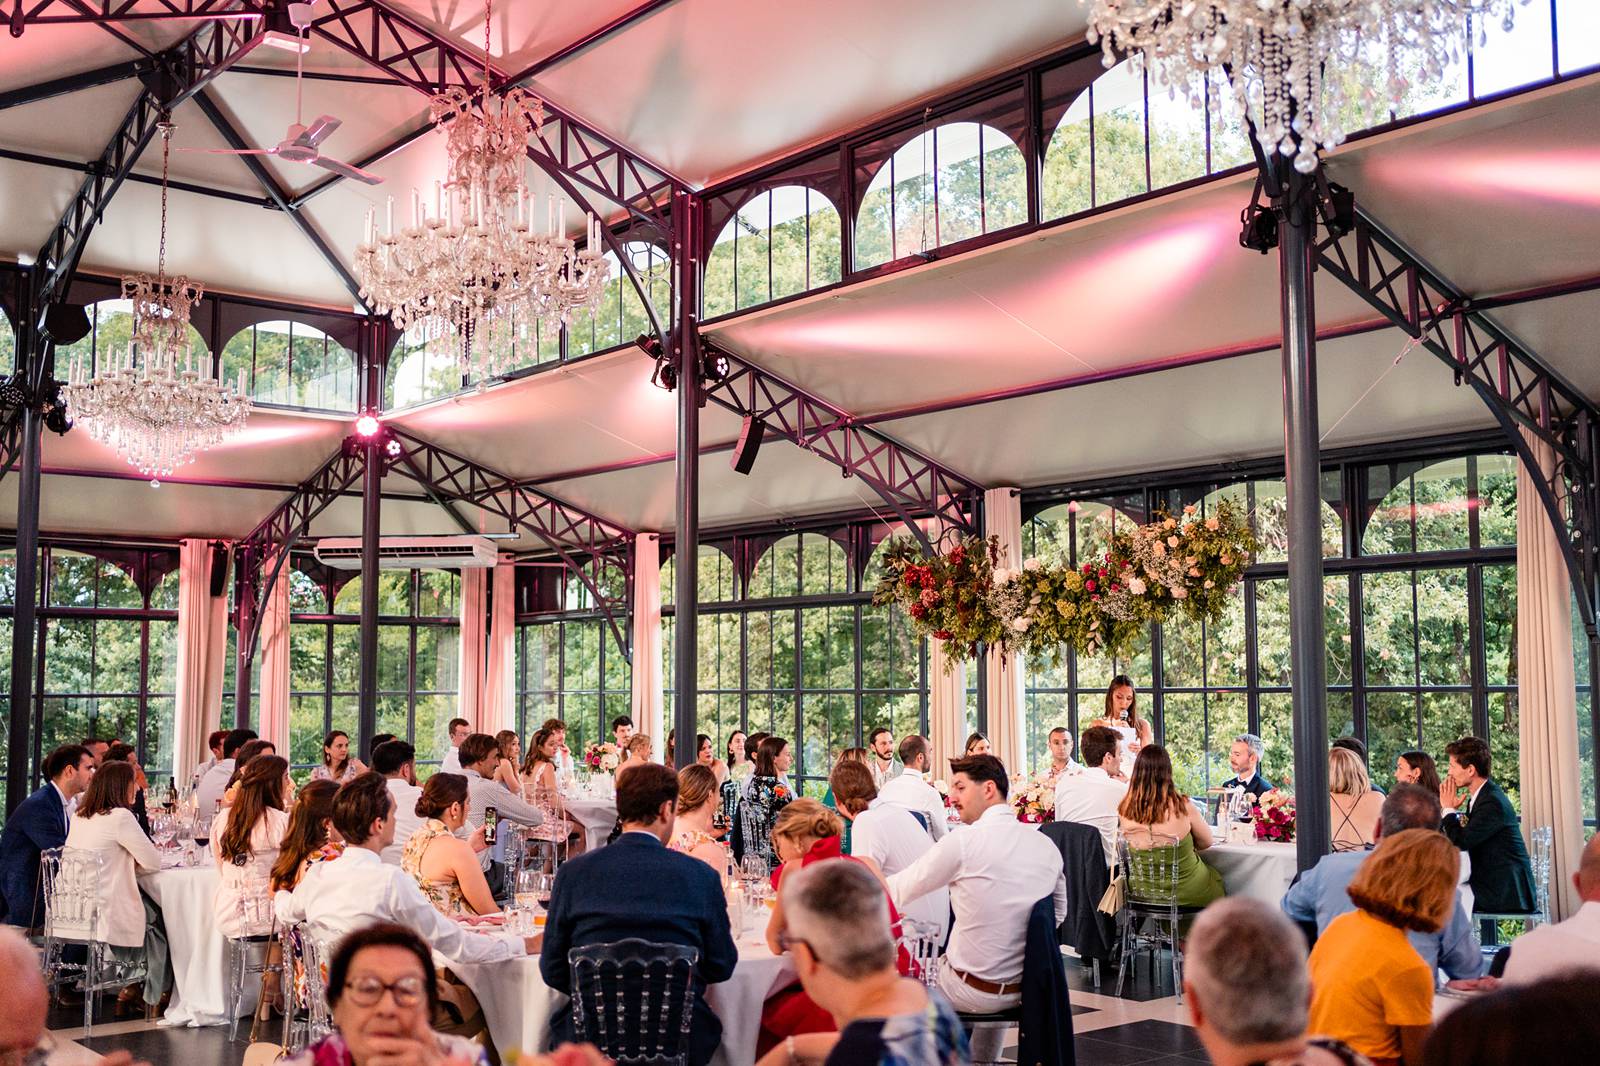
<box><xmin>1440</xmin><ymin>735</ymin><xmax>1536</xmax><ymax>914</ymax></box>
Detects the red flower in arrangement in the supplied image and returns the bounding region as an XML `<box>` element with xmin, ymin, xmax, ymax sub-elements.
<box><xmin>919</xmin><ymin>589</ymin><xmax>939</xmax><ymax>607</ymax></box>
<box><xmin>1091</xmin><ymin>594</ymin><xmax>1100</xmax><ymax>602</ymax></box>
<box><xmin>1111</xmin><ymin>583</ymin><xmax>1121</xmax><ymax>592</ymax></box>
<box><xmin>1098</xmin><ymin>568</ymin><xmax>1108</xmax><ymax>578</ymax></box>
<box><xmin>910</xmin><ymin>603</ymin><xmax>927</xmax><ymax>619</ymax></box>
<box><xmin>933</xmin><ymin>629</ymin><xmax>953</xmax><ymax>640</ymax></box>
<box><xmin>1085</xmin><ymin>579</ymin><xmax>1096</xmax><ymax>592</ymax></box>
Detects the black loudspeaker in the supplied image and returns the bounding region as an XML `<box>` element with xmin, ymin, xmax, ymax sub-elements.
<box><xmin>208</xmin><ymin>543</ymin><xmax>228</xmax><ymax>597</ymax></box>
<box><xmin>730</xmin><ymin>415</ymin><xmax>765</xmax><ymax>475</ymax></box>
<box><xmin>42</xmin><ymin>303</ymin><xmax>91</xmax><ymax>345</ymax></box>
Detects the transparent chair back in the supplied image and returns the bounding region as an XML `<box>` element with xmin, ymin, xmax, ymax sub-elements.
<box><xmin>1528</xmin><ymin>825</ymin><xmax>1554</xmax><ymax>925</ymax></box>
<box><xmin>1120</xmin><ymin>830</ymin><xmax>1182</xmax><ymax>907</ymax></box>
<box><xmin>570</xmin><ymin>938</ymin><xmax>700</xmax><ymax>1066</ymax></box>
<box><xmin>41</xmin><ymin>846</ymin><xmax>147</xmax><ymax>1038</ymax></box>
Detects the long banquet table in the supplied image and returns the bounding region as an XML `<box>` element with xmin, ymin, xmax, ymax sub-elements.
<box><xmin>1201</xmin><ymin>840</ymin><xmax>1300</xmax><ymax>902</ymax></box>
<box><xmin>139</xmin><ymin>861</ymin><xmax>253</xmax><ymax>1027</ymax></box>
<box><xmin>449</xmin><ymin>933</ymin><xmax>795</xmax><ymax>1066</ymax></box>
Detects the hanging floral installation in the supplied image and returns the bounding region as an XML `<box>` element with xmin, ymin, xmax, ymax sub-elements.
<box><xmin>872</xmin><ymin>500</ymin><xmax>1257</xmax><ymax>664</ymax></box>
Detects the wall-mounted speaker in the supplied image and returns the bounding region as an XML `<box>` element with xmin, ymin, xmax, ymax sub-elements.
<box><xmin>42</xmin><ymin>304</ymin><xmax>91</xmax><ymax>346</ymax></box>
<box><xmin>208</xmin><ymin>543</ymin><xmax>229</xmax><ymax>597</ymax></box>
<box><xmin>731</xmin><ymin>415</ymin><xmax>765</xmax><ymax>476</ymax></box>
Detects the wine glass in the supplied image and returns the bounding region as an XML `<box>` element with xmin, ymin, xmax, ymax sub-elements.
<box><xmin>514</xmin><ymin>865</ymin><xmax>540</xmax><ymax>913</ymax></box>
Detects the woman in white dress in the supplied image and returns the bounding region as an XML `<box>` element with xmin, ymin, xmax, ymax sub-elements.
<box><xmin>1091</xmin><ymin>674</ymin><xmax>1152</xmax><ymax>776</ymax></box>
<box><xmin>212</xmin><ymin>754</ymin><xmax>290</xmax><ymax>938</ymax></box>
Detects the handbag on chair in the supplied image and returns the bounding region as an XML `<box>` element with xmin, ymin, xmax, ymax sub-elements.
<box><xmin>1097</xmin><ymin>861</ymin><xmax>1126</xmax><ymax>916</ymax></box>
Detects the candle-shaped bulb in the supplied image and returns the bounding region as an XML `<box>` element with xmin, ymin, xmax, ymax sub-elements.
<box><xmin>365</xmin><ymin>206</ymin><xmax>375</xmax><ymax>246</ymax></box>
<box><xmin>412</xmin><ymin>188</ymin><xmax>421</xmax><ymax>227</ymax></box>
<box><xmin>385</xmin><ymin>195</ymin><xmax>394</xmax><ymax>236</ymax></box>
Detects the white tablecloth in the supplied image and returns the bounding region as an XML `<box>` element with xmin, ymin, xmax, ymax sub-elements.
<box><xmin>450</xmin><ymin>935</ymin><xmax>794</xmax><ymax>1066</ymax></box>
<box><xmin>561</xmin><ymin>796</ymin><xmax>618</xmax><ymax>852</ymax></box>
<box><xmin>140</xmin><ymin>862</ymin><xmax>246</xmax><ymax>1027</ymax></box>
<box><xmin>1204</xmin><ymin>841</ymin><xmax>1299</xmax><ymax>903</ymax></box>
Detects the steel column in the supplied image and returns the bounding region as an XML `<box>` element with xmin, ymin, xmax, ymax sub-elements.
<box><xmin>4</xmin><ymin>401</ymin><xmax>43</xmax><ymax>815</ymax></box>
<box><xmin>358</xmin><ymin>437</ymin><xmax>381</xmax><ymax>747</ymax></box>
<box><xmin>673</xmin><ymin>191</ymin><xmax>701</xmax><ymax>770</ymax></box>
<box><xmin>234</xmin><ymin>545</ymin><xmax>254</xmax><ymax>727</ymax></box>
<box><xmin>1279</xmin><ymin>167</ymin><xmax>1330</xmax><ymax>869</ymax></box>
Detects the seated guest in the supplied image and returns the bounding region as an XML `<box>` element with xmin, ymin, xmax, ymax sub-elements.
<box><xmin>669</xmin><ymin>765</ymin><xmax>729</xmax><ymax>874</ymax></box>
<box><xmin>878</xmin><ymin>735</ymin><xmax>949</xmax><ymax>840</ymax></box>
<box><xmin>520</xmin><ymin>727</ymin><xmax>578</xmax><ymax>853</ymax></box>
<box><xmin>1186</xmin><ymin>898</ymin><xmax>1368</xmax><ymax>1066</ymax></box>
<box><xmin>866</xmin><ymin>727</ymin><xmax>899</xmax><ymax>789</ymax></box>
<box><xmin>1031</xmin><ymin>726</ymin><xmax>1083</xmax><ymax>790</ymax></box>
<box><xmin>1</xmin><ymin>744</ymin><xmax>92</xmax><ymax>928</ymax></box>
<box><xmin>1332</xmin><ymin>736</ymin><xmax>1385</xmax><ymax>795</ymax></box>
<box><xmin>1119</xmin><ymin>745</ymin><xmax>1223</xmax><ymax>906</ymax></box>
<box><xmin>1221</xmin><ymin>732</ymin><xmax>1272</xmax><ymax>799</ymax></box>
<box><xmin>541</xmin><ymin>763</ymin><xmax>737</xmax><ymax>1066</ymax></box>
<box><xmin>1055</xmin><ymin>725</ymin><xmax>1129</xmax><ymax>868</ymax></box>
<box><xmin>192</xmin><ymin>729</ymin><xmax>228</xmax><ymax>790</ymax></box>
<box><xmin>726</xmin><ymin>730</ymin><xmax>751</xmax><ymax>781</ymax></box>
<box><xmin>1420</xmin><ymin>972</ymin><xmax>1600</xmax><ymax>1066</ymax></box>
<box><xmin>102</xmin><ymin>742</ymin><xmax>150</xmax><ymax>835</ymax></box>
<box><xmin>821</xmin><ymin>748</ymin><xmax>869</xmax><ymax>854</ymax></box>
<box><xmin>1330</xmin><ymin>747</ymin><xmax>1387</xmax><ymax>851</ymax></box>
<box><xmin>755</xmin><ymin>861</ymin><xmax>968</xmax><ymax>1066</ymax></box>
<box><xmin>611</xmin><ymin>714</ymin><xmax>635</xmax><ymax>748</ymax></box>
<box><xmin>213</xmin><ymin>754</ymin><xmax>291</xmax><ymax>938</ymax></box>
<box><xmin>666</xmin><ymin>729</ymin><xmax>676</xmax><ymax>766</ymax></box>
<box><xmin>271</xmin><ymin>780</ymin><xmax>343</xmax><ymax>893</ymax></box>
<box><xmin>1308</xmin><ymin>829</ymin><xmax>1458</xmax><ymax>1066</ymax></box>
<box><xmin>1396</xmin><ymin>750</ymin><xmax>1441</xmax><ymax>795</ymax></box>
<box><xmin>1499</xmin><ymin>832</ymin><xmax>1600</xmax><ymax>985</ymax></box>
<box><xmin>736</xmin><ymin>736</ymin><xmax>796</xmax><ymax>868</ymax></box>
<box><xmin>196</xmin><ymin>727</ymin><xmax>256</xmax><ymax>822</ymax></box>
<box><xmin>440</xmin><ymin>718</ymin><xmax>470</xmax><ymax>775</ymax></box>
<box><xmin>830</xmin><ymin>760</ymin><xmax>947</xmax><ymax>940</ymax></box>
<box><xmin>1283</xmin><ymin>784</ymin><xmax>1481</xmax><ymax>979</ymax></box>
<box><xmin>280</xmin><ymin>922</ymin><xmax>490</xmax><ymax>1066</ymax></box>
<box><xmin>63</xmin><ymin>761</ymin><xmax>163</xmax><ymax>1011</ymax></box>
<box><xmin>521</xmin><ymin>727</ymin><xmax>563</xmax><ymax>796</ymax></box>
<box><xmin>1439</xmin><ymin>735</ymin><xmax>1535</xmax><ymax>916</ymax></box>
<box><xmin>374</xmin><ymin>740</ymin><xmax>424</xmax><ymax>865</ymax></box>
<box><xmin>695</xmin><ymin>732</ymin><xmax>729</xmax><ymax>785</ymax></box>
<box><xmin>540</xmin><ymin>718</ymin><xmax>572</xmax><ymax>779</ymax></box>
<box><xmin>458</xmin><ymin>732</ymin><xmax>543</xmax><ymax>888</ymax></box>
<box><xmin>491</xmin><ymin>730</ymin><xmax>524</xmax><ymax>793</ymax></box>
<box><xmin>615</xmin><ymin>734</ymin><xmax>654</xmax><ymax>782</ymax></box>
<box><xmin>311</xmin><ymin>730</ymin><xmax>368</xmax><ymax>786</ymax></box>
<box><xmin>221</xmin><ymin>739</ymin><xmax>279</xmax><ymax>808</ymax></box>
<box><xmin>402</xmin><ymin>773</ymin><xmax>495</xmax><ymax>918</ymax></box>
<box><xmin>277</xmin><ymin>772</ymin><xmax>531</xmax><ymax>965</ymax></box>
<box><xmin>886</xmin><ymin>754</ymin><xmax>1065</xmax><ymax>1063</ymax></box>
<box><xmin>963</xmin><ymin>732</ymin><xmax>991</xmax><ymax>756</ymax></box>
<box><xmin>366</xmin><ymin>733</ymin><xmax>396</xmax><ymax>762</ymax></box>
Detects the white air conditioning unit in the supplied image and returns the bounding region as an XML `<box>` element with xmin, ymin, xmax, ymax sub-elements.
<box><xmin>313</xmin><ymin>535</ymin><xmax>498</xmax><ymax>570</ymax></box>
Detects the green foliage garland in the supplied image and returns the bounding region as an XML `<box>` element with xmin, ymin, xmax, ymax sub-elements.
<box><xmin>873</xmin><ymin>500</ymin><xmax>1257</xmax><ymax>664</ymax></box>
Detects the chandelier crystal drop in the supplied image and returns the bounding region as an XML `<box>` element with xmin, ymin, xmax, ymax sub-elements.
<box><xmin>352</xmin><ymin>0</ymin><xmax>610</xmax><ymax>386</ymax></box>
<box><xmin>1083</xmin><ymin>0</ymin><xmax>1531</xmax><ymax>173</ymax></box>
<box><xmin>61</xmin><ymin>120</ymin><xmax>251</xmax><ymax>486</ymax></box>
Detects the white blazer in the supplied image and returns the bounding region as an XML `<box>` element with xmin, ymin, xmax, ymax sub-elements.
<box><xmin>62</xmin><ymin>807</ymin><xmax>160</xmax><ymax>947</ymax></box>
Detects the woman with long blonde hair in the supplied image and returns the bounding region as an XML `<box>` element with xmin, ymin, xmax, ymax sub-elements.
<box><xmin>1330</xmin><ymin>746</ymin><xmax>1386</xmax><ymax>851</ymax></box>
<box><xmin>670</xmin><ymin>764</ymin><xmax>727</xmax><ymax>873</ymax></box>
<box><xmin>1117</xmin><ymin>745</ymin><xmax>1222</xmax><ymax>907</ymax></box>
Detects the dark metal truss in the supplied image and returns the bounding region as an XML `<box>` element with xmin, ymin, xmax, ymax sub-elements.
<box><xmin>5</xmin><ymin>0</ymin><xmax>253</xmax><ymax>36</ymax></box>
<box><xmin>235</xmin><ymin>428</ymin><xmax>636</xmax><ymax>663</ymax></box>
<box><xmin>1312</xmin><ymin>200</ymin><xmax>1600</xmax><ymax>631</ymax></box>
<box><xmin>700</xmin><ymin>342</ymin><xmax>983</xmax><ymax>551</ymax></box>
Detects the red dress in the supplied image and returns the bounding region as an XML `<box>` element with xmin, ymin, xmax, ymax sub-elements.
<box><xmin>756</xmin><ymin>836</ymin><xmax>909</xmax><ymax>1056</ymax></box>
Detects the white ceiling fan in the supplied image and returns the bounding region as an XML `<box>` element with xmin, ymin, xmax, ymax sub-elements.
<box><xmin>179</xmin><ymin>2</ymin><xmax>383</xmax><ymax>185</ymax></box>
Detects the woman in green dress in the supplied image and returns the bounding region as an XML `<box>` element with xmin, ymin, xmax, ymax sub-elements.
<box><xmin>1117</xmin><ymin>744</ymin><xmax>1223</xmax><ymax>907</ymax></box>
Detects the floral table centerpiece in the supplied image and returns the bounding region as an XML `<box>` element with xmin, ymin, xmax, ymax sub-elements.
<box><xmin>1250</xmin><ymin>788</ymin><xmax>1296</xmax><ymax>844</ymax></box>
<box><xmin>1010</xmin><ymin>775</ymin><xmax>1055</xmax><ymax>824</ymax></box>
<box><xmin>582</xmin><ymin>741</ymin><xmax>620</xmax><ymax>774</ymax></box>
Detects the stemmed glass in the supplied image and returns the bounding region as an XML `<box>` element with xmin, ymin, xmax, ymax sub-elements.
<box><xmin>150</xmin><ymin>810</ymin><xmax>175</xmax><ymax>854</ymax></box>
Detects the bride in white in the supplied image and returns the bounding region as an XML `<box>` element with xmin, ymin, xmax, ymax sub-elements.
<box><xmin>1090</xmin><ymin>674</ymin><xmax>1152</xmax><ymax>776</ymax></box>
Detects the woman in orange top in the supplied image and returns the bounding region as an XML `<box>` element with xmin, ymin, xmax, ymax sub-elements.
<box><xmin>1307</xmin><ymin>828</ymin><xmax>1458</xmax><ymax>1066</ymax></box>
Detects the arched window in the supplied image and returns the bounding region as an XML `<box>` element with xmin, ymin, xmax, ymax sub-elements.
<box><xmin>855</xmin><ymin>121</ymin><xmax>1026</xmax><ymax>269</ymax></box>
<box><xmin>0</xmin><ymin>309</ymin><xmax>15</xmax><ymax>374</ymax></box>
<box><xmin>55</xmin><ymin>299</ymin><xmax>209</xmax><ymax>381</ymax></box>
<box><xmin>660</xmin><ymin>544</ymin><xmax>737</xmax><ymax>605</ymax></box>
<box><xmin>569</xmin><ymin>241</ymin><xmax>670</xmax><ymax>359</ymax></box>
<box><xmin>221</xmin><ymin>320</ymin><xmax>357</xmax><ymax>412</ymax></box>
<box><xmin>704</xmin><ymin>186</ymin><xmax>842</xmax><ymax>317</ymax></box>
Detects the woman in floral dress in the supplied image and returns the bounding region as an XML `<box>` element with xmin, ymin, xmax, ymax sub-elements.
<box><xmin>401</xmin><ymin>774</ymin><xmax>496</xmax><ymax>917</ymax></box>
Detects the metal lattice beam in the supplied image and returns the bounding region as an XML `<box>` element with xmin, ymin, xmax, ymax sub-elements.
<box><xmin>1312</xmin><ymin>199</ymin><xmax>1600</xmax><ymax>628</ymax></box>
<box><xmin>6</xmin><ymin>0</ymin><xmax>256</xmax><ymax>32</ymax></box>
<box><xmin>0</xmin><ymin>57</ymin><xmax>149</xmax><ymax>110</ymax></box>
<box><xmin>700</xmin><ymin>342</ymin><xmax>983</xmax><ymax>550</ymax></box>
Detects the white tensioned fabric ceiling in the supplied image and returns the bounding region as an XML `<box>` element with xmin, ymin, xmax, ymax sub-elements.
<box><xmin>1</xmin><ymin>3</ymin><xmax>1598</xmax><ymax>546</ymax></box>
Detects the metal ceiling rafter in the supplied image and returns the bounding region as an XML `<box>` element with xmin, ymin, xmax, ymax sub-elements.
<box><xmin>1312</xmin><ymin>198</ymin><xmax>1600</xmax><ymax>629</ymax></box>
<box><xmin>0</xmin><ymin>56</ymin><xmax>151</xmax><ymax>111</ymax></box>
<box><xmin>6</xmin><ymin>0</ymin><xmax>256</xmax><ymax>32</ymax></box>
<box><xmin>699</xmin><ymin>341</ymin><xmax>984</xmax><ymax>552</ymax></box>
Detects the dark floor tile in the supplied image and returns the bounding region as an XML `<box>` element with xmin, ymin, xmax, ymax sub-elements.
<box><xmin>1069</xmin><ymin>1002</ymin><xmax>1098</xmax><ymax>1016</ymax></box>
<box><xmin>80</xmin><ymin>1024</ymin><xmax>249</xmax><ymax>1066</ymax></box>
<box><xmin>1074</xmin><ymin>1035</ymin><xmax>1181</xmax><ymax>1065</ymax></box>
<box><xmin>44</xmin><ymin>991</ymin><xmax>127</xmax><ymax>1032</ymax></box>
<box><xmin>1082</xmin><ymin>1020</ymin><xmax>1207</xmax><ymax>1054</ymax></box>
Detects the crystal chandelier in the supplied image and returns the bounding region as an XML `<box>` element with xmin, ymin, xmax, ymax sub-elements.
<box><xmin>61</xmin><ymin>119</ymin><xmax>250</xmax><ymax>486</ymax></box>
<box><xmin>1082</xmin><ymin>1</ymin><xmax>1530</xmax><ymax>173</ymax></box>
<box><xmin>353</xmin><ymin>0</ymin><xmax>610</xmax><ymax>385</ymax></box>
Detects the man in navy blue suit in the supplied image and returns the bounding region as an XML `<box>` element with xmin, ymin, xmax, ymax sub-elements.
<box><xmin>0</xmin><ymin>744</ymin><xmax>95</xmax><ymax>929</ymax></box>
<box><xmin>541</xmin><ymin>761</ymin><xmax>737</xmax><ymax>1066</ymax></box>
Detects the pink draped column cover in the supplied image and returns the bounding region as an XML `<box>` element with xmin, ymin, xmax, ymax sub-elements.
<box><xmin>631</xmin><ymin>534</ymin><xmax>665</xmax><ymax>752</ymax></box>
<box><xmin>1516</xmin><ymin>430</ymin><xmax>1586</xmax><ymax>920</ymax></box>
<box><xmin>458</xmin><ymin>567</ymin><xmax>489</xmax><ymax>730</ymax></box>
<box><xmin>172</xmin><ymin>540</ymin><xmax>230</xmax><ymax>780</ymax></box>
<box><xmin>257</xmin><ymin>563</ymin><xmax>291</xmax><ymax>750</ymax></box>
<box><xmin>480</xmin><ymin>560</ymin><xmax>516</xmax><ymax>735</ymax></box>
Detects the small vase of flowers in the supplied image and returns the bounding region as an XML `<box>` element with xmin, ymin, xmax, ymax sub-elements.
<box><xmin>583</xmin><ymin>741</ymin><xmax>620</xmax><ymax>774</ymax></box>
<box><xmin>1010</xmin><ymin>776</ymin><xmax>1055</xmax><ymax>824</ymax></box>
<box><xmin>1250</xmin><ymin>789</ymin><xmax>1296</xmax><ymax>843</ymax></box>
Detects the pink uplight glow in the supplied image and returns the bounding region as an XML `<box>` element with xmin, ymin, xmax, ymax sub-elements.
<box><xmin>1054</xmin><ymin>218</ymin><xmax>1229</xmax><ymax>320</ymax></box>
<box><xmin>355</xmin><ymin>414</ymin><xmax>382</xmax><ymax>437</ymax></box>
<box><xmin>1381</xmin><ymin>150</ymin><xmax>1600</xmax><ymax>207</ymax></box>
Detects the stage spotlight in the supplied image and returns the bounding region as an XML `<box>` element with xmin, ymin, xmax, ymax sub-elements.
<box><xmin>355</xmin><ymin>414</ymin><xmax>381</xmax><ymax>437</ymax></box>
<box><xmin>650</xmin><ymin>358</ymin><xmax>679</xmax><ymax>392</ymax></box>
<box><xmin>1239</xmin><ymin>201</ymin><xmax>1278</xmax><ymax>254</ymax></box>
<box><xmin>0</xmin><ymin>375</ymin><xmax>26</xmax><ymax>409</ymax></box>
<box><xmin>44</xmin><ymin>404</ymin><xmax>72</xmax><ymax>436</ymax></box>
<box><xmin>702</xmin><ymin>350</ymin><xmax>730</xmax><ymax>383</ymax></box>
<box><xmin>634</xmin><ymin>333</ymin><xmax>664</xmax><ymax>359</ymax></box>
<box><xmin>385</xmin><ymin>438</ymin><xmax>402</xmax><ymax>457</ymax></box>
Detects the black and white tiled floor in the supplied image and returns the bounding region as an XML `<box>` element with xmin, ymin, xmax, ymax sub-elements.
<box><xmin>43</xmin><ymin>951</ymin><xmax>1212</xmax><ymax>1065</ymax></box>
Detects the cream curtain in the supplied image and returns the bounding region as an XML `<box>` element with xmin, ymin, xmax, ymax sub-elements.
<box><xmin>481</xmin><ymin>560</ymin><xmax>516</xmax><ymax>735</ymax></box>
<box><xmin>257</xmin><ymin>562</ymin><xmax>291</xmax><ymax>750</ymax></box>
<box><xmin>631</xmin><ymin>534</ymin><xmax>665</xmax><ymax>749</ymax></box>
<box><xmin>172</xmin><ymin>540</ymin><xmax>230</xmax><ymax>781</ymax></box>
<box><xmin>928</xmin><ymin>637</ymin><xmax>968</xmax><ymax>781</ymax></box>
<box><xmin>982</xmin><ymin>486</ymin><xmax>1027</xmax><ymax>775</ymax></box>
<box><xmin>1515</xmin><ymin>430</ymin><xmax>1586</xmax><ymax>921</ymax></box>
<box><xmin>458</xmin><ymin>568</ymin><xmax>489</xmax><ymax>730</ymax></box>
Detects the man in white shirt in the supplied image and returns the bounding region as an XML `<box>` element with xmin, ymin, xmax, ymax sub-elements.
<box><xmin>1054</xmin><ymin>725</ymin><xmax>1129</xmax><ymax>867</ymax></box>
<box><xmin>459</xmin><ymin>733</ymin><xmax>543</xmax><ymax>890</ymax></box>
<box><xmin>190</xmin><ymin>729</ymin><xmax>227</xmax><ymax>790</ymax></box>
<box><xmin>877</xmin><ymin>735</ymin><xmax>948</xmax><ymax>840</ymax></box>
<box><xmin>867</xmin><ymin>726</ymin><xmax>900</xmax><ymax>789</ymax></box>
<box><xmin>195</xmin><ymin>727</ymin><xmax>256</xmax><ymax>824</ymax></box>
<box><xmin>1501</xmin><ymin>833</ymin><xmax>1600</xmax><ymax>986</ymax></box>
<box><xmin>277</xmin><ymin>771</ymin><xmax>531</xmax><ymax>965</ymax></box>
<box><xmin>374</xmin><ymin>740</ymin><xmax>425</xmax><ymax>865</ymax></box>
<box><xmin>1031</xmin><ymin>727</ymin><xmax>1083</xmax><ymax>791</ymax></box>
<box><xmin>830</xmin><ymin>760</ymin><xmax>948</xmax><ymax>941</ymax></box>
<box><xmin>887</xmin><ymin>753</ymin><xmax>1066</xmax><ymax>1061</ymax></box>
<box><xmin>439</xmin><ymin>718</ymin><xmax>470</xmax><ymax>774</ymax></box>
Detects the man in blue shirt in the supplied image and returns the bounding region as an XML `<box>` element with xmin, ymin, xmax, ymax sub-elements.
<box><xmin>1282</xmin><ymin>783</ymin><xmax>1480</xmax><ymax>979</ymax></box>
